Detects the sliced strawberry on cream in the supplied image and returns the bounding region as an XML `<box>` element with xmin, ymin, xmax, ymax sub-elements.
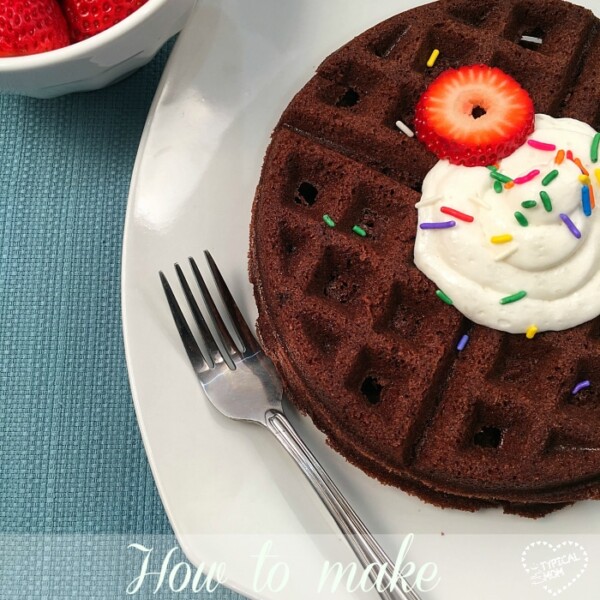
<box><xmin>414</xmin><ymin>65</ymin><xmax>535</xmax><ymax>167</ymax></box>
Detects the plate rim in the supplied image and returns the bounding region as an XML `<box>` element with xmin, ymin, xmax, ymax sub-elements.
<box><xmin>120</xmin><ymin>1</ymin><xmax>600</xmax><ymax>598</ymax></box>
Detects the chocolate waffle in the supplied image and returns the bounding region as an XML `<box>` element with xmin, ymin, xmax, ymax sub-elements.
<box><xmin>249</xmin><ymin>0</ymin><xmax>600</xmax><ymax>515</ymax></box>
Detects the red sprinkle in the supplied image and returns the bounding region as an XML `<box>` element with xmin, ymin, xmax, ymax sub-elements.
<box><xmin>440</xmin><ymin>206</ymin><xmax>474</xmax><ymax>222</ymax></box>
<box><xmin>567</xmin><ymin>150</ymin><xmax>574</xmax><ymax>160</ymax></box>
<box><xmin>513</xmin><ymin>169</ymin><xmax>540</xmax><ymax>185</ymax></box>
<box><xmin>527</xmin><ymin>139</ymin><xmax>557</xmax><ymax>151</ymax></box>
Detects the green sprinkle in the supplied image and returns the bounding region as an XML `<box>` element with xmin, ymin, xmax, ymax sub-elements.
<box><xmin>592</xmin><ymin>132</ymin><xmax>600</xmax><ymax>163</ymax></box>
<box><xmin>490</xmin><ymin>171</ymin><xmax>513</xmax><ymax>184</ymax></box>
<box><xmin>494</xmin><ymin>180</ymin><xmax>503</xmax><ymax>193</ymax></box>
<box><xmin>436</xmin><ymin>289</ymin><xmax>453</xmax><ymax>305</ymax></box>
<box><xmin>542</xmin><ymin>169</ymin><xmax>559</xmax><ymax>186</ymax></box>
<box><xmin>514</xmin><ymin>211</ymin><xmax>529</xmax><ymax>227</ymax></box>
<box><xmin>540</xmin><ymin>190</ymin><xmax>553</xmax><ymax>212</ymax></box>
<box><xmin>352</xmin><ymin>225</ymin><xmax>367</xmax><ymax>237</ymax></box>
<box><xmin>322</xmin><ymin>214</ymin><xmax>336</xmax><ymax>227</ymax></box>
<box><xmin>500</xmin><ymin>290</ymin><xmax>527</xmax><ymax>305</ymax></box>
<box><xmin>521</xmin><ymin>200</ymin><xmax>537</xmax><ymax>209</ymax></box>
<box><xmin>486</xmin><ymin>165</ymin><xmax>498</xmax><ymax>172</ymax></box>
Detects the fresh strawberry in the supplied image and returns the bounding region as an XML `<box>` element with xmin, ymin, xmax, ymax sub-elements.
<box><xmin>63</xmin><ymin>0</ymin><xmax>149</xmax><ymax>42</ymax></box>
<box><xmin>414</xmin><ymin>65</ymin><xmax>535</xmax><ymax>167</ymax></box>
<box><xmin>0</xmin><ymin>0</ymin><xmax>70</xmax><ymax>57</ymax></box>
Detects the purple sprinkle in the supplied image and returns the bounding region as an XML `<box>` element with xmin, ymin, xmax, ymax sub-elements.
<box><xmin>420</xmin><ymin>220</ymin><xmax>456</xmax><ymax>230</ymax></box>
<box><xmin>572</xmin><ymin>380</ymin><xmax>591</xmax><ymax>395</ymax></box>
<box><xmin>457</xmin><ymin>334</ymin><xmax>469</xmax><ymax>351</ymax></box>
<box><xmin>559</xmin><ymin>213</ymin><xmax>582</xmax><ymax>239</ymax></box>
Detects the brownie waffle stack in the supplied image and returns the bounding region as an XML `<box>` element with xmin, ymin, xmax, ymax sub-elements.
<box><xmin>249</xmin><ymin>0</ymin><xmax>600</xmax><ymax>515</ymax></box>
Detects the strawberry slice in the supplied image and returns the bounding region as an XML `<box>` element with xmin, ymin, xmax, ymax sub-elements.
<box><xmin>0</xmin><ymin>0</ymin><xmax>70</xmax><ymax>57</ymax></box>
<box><xmin>414</xmin><ymin>65</ymin><xmax>535</xmax><ymax>167</ymax></box>
<box><xmin>63</xmin><ymin>0</ymin><xmax>149</xmax><ymax>42</ymax></box>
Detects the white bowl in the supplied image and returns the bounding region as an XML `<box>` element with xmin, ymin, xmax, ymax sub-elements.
<box><xmin>0</xmin><ymin>0</ymin><xmax>197</xmax><ymax>98</ymax></box>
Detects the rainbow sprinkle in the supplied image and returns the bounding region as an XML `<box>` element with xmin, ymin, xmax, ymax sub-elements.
<box><xmin>560</xmin><ymin>213</ymin><xmax>581</xmax><ymax>239</ymax></box>
<box><xmin>457</xmin><ymin>334</ymin><xmax>469</xmax><ymax>351</ymax></box>
<box><xmin>579</xmin><ymin>174</ymin><xmax>591</xmax><ymax>185</ymax></box>
<box><xmin>589</xmin><ymin>184</ymin><xmax>596</xmax><ymax>209</ymax></box>
<box><xmin>541</xmin><ymin>169</ymin><xmax>559</xmax><ymax>186</ymax></box>
<box><xmin>572</xmin><ymin>156</ymin><xmax>589</xmax><ymax>176</ymax></box>
<box><xmin>415</xmin><ymin>195</ymin><xmax>443</xmax><ymax>209</ymax></box>
<box><xmin>491</xmin><ymin>234</ymin><xmax>513</xmax><ymax>244</ymax></box>
<box><xmin>469</xmin><ymin>194</ymin><xmax>490</xmax><ymax>209</ymax></box>
<box><xmin>540</xmin><ymin>191</ymin><xmax>553</xmax><ymax>212</ymax></box>
<box><xmin>521</xmin><ymin>34</ymin><xmax>543</xmax><ymax>45</ymax></box>
<box><xmin>494</xmin><ymin>181</ymin><xmax>503</xmax><ymax>193</ymax></box>
<box><xmin>514</xmin><ymin>211</ymin><xmax>529</xmax><ymax>227</ymax></box>
<box><xmin>436</xmin><ymin>289</ymin><xmax>453</xmax><ymax>305</ymax></box>
<box><xmin>440</xmin><ymin>206</ymin><xmax>474</xmax><ymax>222</ymax></box>
<box><xmin>493</xmin><ymin>243</ymin><xmax>519</xmax><ymax>261</ymax></box>
<box><xmin>322</xmin><ymin>214</ymin><xmax>336</xmax><ymax>227</ymax></box>
<box><xmin>352</xmin><ymin>225</ymin><xmax>367</xmax><ymax>237</ymax></box>
<box><xmin>420</xmin><ymin>221</ymin><xmax>456</xmax><ymax>230</ymax></box>
<box><xmin>527</xmin><ymin>139</ymin><xmax>556</xmax><ymax>152</ymax></box>
<box><xmin>427</xmin><ymin>49</ymin><xmax>440</xmax><ymax>67</ymax></box>
<box><xmin>591</xmin><ymin>133</ymin><xmax>600</xmax><ymax>163</ymax></box>
<box><xmin>572</xmin><ymin>380</ymin><xmax>591</xmax><ymax>395</ymax></box>
<box><xmin>521</xmin><ymin>200</ymin><xmax>537</xmax><ymax>209</ymax></box>
<box><xmin>521</xmin><ymin>34</ymin><xmax>543</xmax><ymax>46</ymax></box>
<box><xmin>395</xmin><ymin>119</ymin><xmax>414</xmax><ymax>138</ymax></box>
<box><xmin>490</xmin><ymin>171</ymin><xmax>513</xmax><ymax>184</ymax></box>
<box><xmin>582</xmin><ymin>186</ymin><xmax>592</xmax><ymax>217</ymax></box>
<box><xmin>555</xmin><ymin>149</ymin><xmax>565</xmax><ymax>164</ymax></box>
<box><xmin>500</xmin><ymin>290</ymin><xmax>527</xmax><ymax>305</ymax></box>
<box><xmin>526</xmin><ymin>325</ymin><xmax>538</xmax><ymax>339</ymax></box>
<box><xmin>514</xmin><ymin>169</ymin><xmax>540</xmax><ymax>185</ymax></box>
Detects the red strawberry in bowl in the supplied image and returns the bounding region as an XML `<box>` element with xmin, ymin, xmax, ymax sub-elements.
<box><xmin>63</xmin><ymin>0</ymin><xmax>149</xmax><ymax>42</ymax></box>
<box><xmin>0</xmin><ymin>0</ymin><xmax>70</xmax><ymax>57</ymax></box>
<box><xmin>414</xmin><ymin>64</ymin><xmax>535</xmax><ymax>167</ymax></box>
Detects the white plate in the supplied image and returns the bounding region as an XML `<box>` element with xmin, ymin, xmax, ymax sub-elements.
<box><xmin>122</xmin><ymin>1</ymin><xmax>600</xmax><ymax>599</ymax></box>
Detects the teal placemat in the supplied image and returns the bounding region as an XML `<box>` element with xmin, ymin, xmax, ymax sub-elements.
<box><xmin>0</xmin><ymin>41</ymin><xmax>247</xmax><ymax>600</ymax></box>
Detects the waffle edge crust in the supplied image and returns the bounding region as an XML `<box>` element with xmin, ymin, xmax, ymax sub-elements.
<box><xmin>249</xmin><ymin>0</ymin><xmax>600</xmax><ymax>516</ymax></box>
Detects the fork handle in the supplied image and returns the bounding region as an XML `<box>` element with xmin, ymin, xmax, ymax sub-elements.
<box><xmin>265</xmin><ymin>410</ymin><xmax>422</xmax><ymax>600</ymax></box>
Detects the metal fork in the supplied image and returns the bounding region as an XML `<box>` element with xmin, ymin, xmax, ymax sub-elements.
<box><xmin>159</xmin><ymin>251</ymin><xmax>422</xmax><ymax>600</ymax></box>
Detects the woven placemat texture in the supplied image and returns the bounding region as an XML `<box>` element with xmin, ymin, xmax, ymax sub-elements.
<box><xmin>0</xmin><ymin>42</ymin><xmax>246</xmax><ymax>600</ymax></box>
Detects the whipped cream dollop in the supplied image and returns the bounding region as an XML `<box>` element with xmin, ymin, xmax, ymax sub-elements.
<box><xmin>414</xmin><ymin>114</ymin><xmax>600</xmax><ymax>333</ymax></box>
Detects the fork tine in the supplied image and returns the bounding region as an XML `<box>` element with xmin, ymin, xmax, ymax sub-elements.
<box><xmin>159</xmin><ymin>271</ymin><xmax>209</xmax><ymax>374</ymax></box>
<box><xmin>204</xmin><ymin>250</ymin><xmax>259</xmax><ymax>355</ymax></box>
<box><xmin>189</xmin><ymin>256</ymin><xmax>240</xmax><ymax>363</ymax></box>
<box><xmin>175</xmin><ymin>263</ymin><xmax>219</xmax><ymax>369</ymax></box>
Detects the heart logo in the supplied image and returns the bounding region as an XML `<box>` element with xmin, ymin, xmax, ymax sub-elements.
<box><xmin>521</xmin><ymin>541</ymin><xmax>589</xmax><ymax>596</ymax></box>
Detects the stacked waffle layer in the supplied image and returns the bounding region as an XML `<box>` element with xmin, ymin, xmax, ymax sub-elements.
<box><xmin>249</xmin><ymin>0</ymin><xmax>600</xmax><ymax>516</ymax></box>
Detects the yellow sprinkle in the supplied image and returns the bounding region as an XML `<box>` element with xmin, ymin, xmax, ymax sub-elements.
<box><xmin>426</xmin><ymin>49</ymin><xmax>440</xmax><ymax>68</ymax></box>
<box><xmin>578</xmin><ymin>174</ymin><xmax>591</xmax><ymax>185</ymax></box>
<box><xmin>526</xmin><ymin>325</ymin><xmax>538</xmax><ymax>340</ymax></box>
<box><xmin>595</xmin><ymin>168</ymin><xmax>600</xmax><ymax>185</ymax></box>
<box><xmin>491</xmin><ymin>234</ymin><xmax>513</xmax><ymax>244</ymax></box>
